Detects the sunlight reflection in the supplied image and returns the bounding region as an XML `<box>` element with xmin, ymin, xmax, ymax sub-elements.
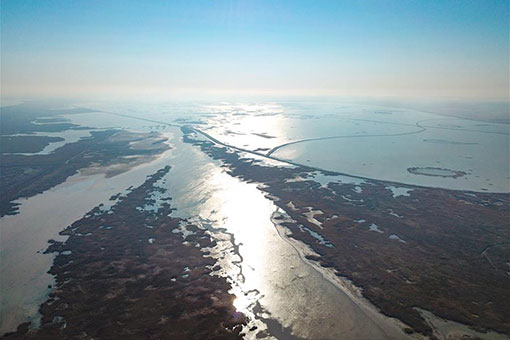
<box><xmin>203</xmin><ymin>103</ymin><xmax>289</xmax><ymax>153</ymax></box>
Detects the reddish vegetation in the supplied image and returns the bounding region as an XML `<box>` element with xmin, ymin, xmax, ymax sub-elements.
<box><xmin>0</xmin><ymin>130</ymin><xmax>168</xmax><ymax>216</ymax></box>
<box><xmin>3</xmin><ymin>166</ymin><xmax>245</xmax><ymax>340</ymax></box>
<box><xmin>184</xmin><ymin>129</ymin><xmax>510</xmax><ymax>337</ymax></box>
<box><xmin>0</xmin><ymin>135</ymin><xmax>65</xmax><ymax>153</ymax></box>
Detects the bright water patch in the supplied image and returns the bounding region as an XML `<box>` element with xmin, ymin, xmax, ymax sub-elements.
<box><xmin>386</xmin><ymin>186</ymin><xmax>413</xmax><ymax>198</ymax></box>
<box><xmin>368</xmin><ymin>223</ymin><xmax>384</xmax><ymax>233</ymax></box>
<box><xmin>388</xmin><ymin>234</ymin><xmax>407</xmax><ymax>243</ymax></box>
<box><xmin>148</xmin><ymin>130</ymin><xmax>411</xmax><ymax>340</ymax></box>
<box><xmin>0</xmin><ymin>137</ymin><xmax>175</xmax><ymax>334</ymax></box>
<box><xmin>3</xmin><ymin>129</ymin><xmax>93</xmax><ymax>156</ymax></box>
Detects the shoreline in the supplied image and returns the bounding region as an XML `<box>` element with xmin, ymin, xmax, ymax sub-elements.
<box><xmin>182</xmin><ymin>128</ymin><xmax>510</xmax><ymax>337</ymax></box>
<box><xmin>270</xmin><ymin>208</ymin><xmax>421</xmax><ymax>340</ymax></box>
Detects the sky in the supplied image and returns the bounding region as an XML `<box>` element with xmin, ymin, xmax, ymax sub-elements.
<box><xmin>1</xmin><ymin>0</ymin><xmax>509</xmax><ymax>99</ymax></box>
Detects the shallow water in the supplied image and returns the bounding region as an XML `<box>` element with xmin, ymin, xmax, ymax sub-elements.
<box><xmin>0</xmin><ymin>119</ymin><xmax>412</xmax><ymax>339</ymax></box>
<box><xmin>185</xmin><ymin>101</ymin><xmax>509</xmax><ymax>193</ymax></box>
<box><xmin>3</xmin><ymin>129</ymin><xmax>93</xmax><ymax>156</ymax></box>
<box><xmin>271</xmin><ymin>124</ymin><xmax>509</xmax><ymax>192</ymax></box>
<box><xmin>145</xmin><ymin>130</ymin><xmax>412</xmax><ymax>339</ymax></box>
<box><xmin>2</xmin><ymin>99</ymin><xmax>508</xmax><ymax>338</ymax></box>
<box><xmin>0</xmin><ymin>142</ymin><xmax>174</xmax><ymax>333</ymax></box>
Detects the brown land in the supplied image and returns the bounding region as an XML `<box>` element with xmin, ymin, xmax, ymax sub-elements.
<box><xmin>0</xmin><ymin>136</ymin><xmax>65</xmax><ymax>154</ymax></box>
<box><xmin>0</xmin><ymin>130</ymin><xmax>169</xmax><ymax>216</ymax></box>
<box><xmin>182</xmin><ymin>127</ymin><xmax>510</xmax><ymax>338</ymax></box>
<box><xmin>3</xmin><ymin>166</ymin><xmax>245</xmax><ymax>340</ymax></box>
<box><xmin>2</xmin><ymin>101</ymin><xmax>508</xmax><ymax>339</ymax></box>
<box><xmin>0</xmin><ymin>102</ymin><xmax>92</xmax><ymax>135</ymax></box>
<box><xmin>1</xmin><ymin>102</ymin><xmax>168</xmax><ymax>216</ymax></box>
<box><xmin>1</xmin><ymin>103</ymin><xmax>244</xmax><ymax>339</ymax></box>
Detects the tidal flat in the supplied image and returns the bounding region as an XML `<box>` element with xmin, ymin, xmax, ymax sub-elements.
<box><xmin>1</xmin><ymin>99</ymin><xmax>509</xmax><ymax>340</ymax></box>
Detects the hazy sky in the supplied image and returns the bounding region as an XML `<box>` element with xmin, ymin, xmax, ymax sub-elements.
<box><xmin>1</xmin><ymin>0</ymin><xmax>509</xmax><ymax>99</ymax></box>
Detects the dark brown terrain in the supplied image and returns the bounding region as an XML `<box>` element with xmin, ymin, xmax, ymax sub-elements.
<box><xmin>0</xmin><ymin>129</ymin><xmax>169</xmax><ymax>216</ymax></box>
<box><xmin>0</xmin><ymin>102</ymin><xmax>90</xmax><ymax>135</ymax></box>
<box><xmin>0</xmin><ymin>101</ymin><xmax>171</xmax><ymax>217</ymax></box>
<box><xmin>182</xmin><ymin>126</ymin><xmax>510</xmax><ymax>337</ymax></box>
<box><xmin>0</xmin><ymin>136</ymin><xmax>65</xmax><ymax>154</ymax></box>
<box><xmin>1</xmin><ymin>103</ymin><xmax>247</xmax><ymax>339</ymax></box>
<box><xmin>3</xmin><ymin>166</ymin><xmax>245</xmax><ymax>340</ymax></box>
<box><xmin>2</xmin><ymin>101</ymin><xmax>508</xmax><ymax>339</ymax></box>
